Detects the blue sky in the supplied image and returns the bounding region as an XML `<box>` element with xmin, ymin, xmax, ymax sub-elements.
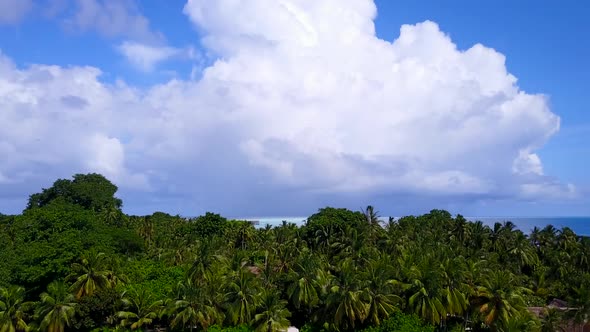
<box><xmin>0</xmin><ymin>0</ymin><xmax>588</xmax><ymax>217</ymax></box>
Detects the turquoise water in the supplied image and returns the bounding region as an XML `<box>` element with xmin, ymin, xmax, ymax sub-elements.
<box><xmin>239</xmin><ymin>216</ymin><xmax>590</xmax><ymax>235</ymax></box>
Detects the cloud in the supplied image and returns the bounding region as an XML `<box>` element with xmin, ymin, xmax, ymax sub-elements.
<box><xmin>117</xmin><ymin>41</ymin><xmax>197</xmax><ymax>72</ymax></box>
<box><xmin>0</xmin><ymin>0</ymin><xmax>575</xmax><ymax>214</ymax></box>
<box><xmin>117</xmin><ymin>42</ymin><xmax>180</xmax><ymax>72</ymax></box>
<box><xmin>0</xmin><ymin>0</ymin><xmax>158</xmax><ymax>41</ymax></box>
<box><xmin>0</xmin><ymin>0</ymin><xmax>33</xmax><ymax>24</ymax></box>
<box><xmin>60</xmin><ymin>1</ymin><xmax>193</xmax><ymax>71</ymax></box>
<box><xmin>63</xmin><ymin>0</ymin><xmax>161</xmax><ymax>42</ymax></box>
<box><xmin>180</xmin><ymin>0</ymin><xmax>569</xmax><ymax>199</ymax></box>
<box><xmin>0</xmin><ymin>51</ymin><xmax>149</xmax><ymax>195</ymax></box>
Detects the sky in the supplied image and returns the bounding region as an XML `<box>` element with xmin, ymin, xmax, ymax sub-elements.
<box><xmin>0</xmin><ymin>0</ymin><xmax>589</xmax><ymax>217</ymax></box>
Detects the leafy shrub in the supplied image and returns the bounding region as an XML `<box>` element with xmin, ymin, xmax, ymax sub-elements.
<box><xmin>361</xmin><ymin>312</ymin><xmax>435</xmax><ymax>332</ymax></box>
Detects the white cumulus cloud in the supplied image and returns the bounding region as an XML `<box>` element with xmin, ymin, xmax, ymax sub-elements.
<box><xmin>181</xmin><ymin>0</ymin><xmax>568</xmax><ymax>198</ymax></box>
<box><xmin>117</xmin><ymin>41</ymin><xmax>185</xmax><ymax>72</ymax></box>
<box><xmin>0</xmin><ymin>0</ymin><xmax>576</xmax><ymax>213</ymax></box>
<box><xmin>0</xmin><ymin>51</ymin><xmax>149</xmax><ymax>194</ymax></box>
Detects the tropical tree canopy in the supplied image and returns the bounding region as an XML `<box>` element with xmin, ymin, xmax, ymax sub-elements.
<box><xmin>0</xmin><ymin>174</ymin><xmax>589</xmax><ymax>331</ymax></box>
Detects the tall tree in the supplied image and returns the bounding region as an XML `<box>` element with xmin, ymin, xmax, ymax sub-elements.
<box><xmin>407</xmin><ymin>279</ymin><xmax>446</xmax><ymax>325</ymax></box>
<box><xmin>36</xmin><ymin>281</ymin><xmax>77</xmax><ymax>332</ymax></box>
<box><xmin>224</xmin><ymin>268</ymin><xmax>262</xmax><ymax>325</ymax></box>
<box><xmin>473</xmin><ymin>270</ymin><xmax>529</xmax><ymax>330</ymax></box>
<box><xmin>362</xmin><ymin>206</ymin><xmax>380</xmax><ymax>227</ymax></box>
<box><xmin>26</xmin><ymin>173</ymin><xmax>122</xmax><ymax>212</ymax></box>
<box><xmin>363</xmin><ymin>259</ymin><xmax>402</xmax><ymax>326</ymax></box>
<box><xmin>567</xmin><ymin>278</ymin><xmax>590</xmax><ymax>326</ymax></box>
<box><xmin>68</xmin><ymin>252</ymin><xmax>111</xmax><ymax>299</ymax></box>
<box><xmin>168</xmin><ymin>279</ymin><xmax>223</xmax><ymax>332</ymax></box>
<box><xmin>405</xmin><ymin>256</ymin><xmax>448</xmax><ymax>325</ymax></box>
<box><xmin>288</xmin><ymin>251</ymin><xmax>321</xmax><ymax>311</ymax></box>
<box><xmin>0</xmin><ymin>286</ymin><xmax>31</xmax><ymax>332</ymax></box>
<box><xmin>252</xmin><ymin>290</ymin><xmax>291</xmax><ymax>332</ymax></box>
<box><xmin>137</xmin><ymin>217</ymin><xmax>155</xmax><ymax>250</ymax></box>
<box><xmin>325</xmin><ymin>259</ymin><xmax>368</xmax><ymax>330</ymax></box>
<box><xmin>540</xmin><ymin>308</ymin><xmax>565</xmax><ymax>332</ymax></box>
<box><xmin>117</xmin><ymin>289</ymin><xmax>163</xmax><ymax>331</ymax></box>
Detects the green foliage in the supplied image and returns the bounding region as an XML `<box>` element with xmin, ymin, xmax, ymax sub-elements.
<box><xmin>117</xmin><ymin>288</ymin><xmax>163</xmax><ymax>330</ymax></box>
<box><xmin>381</xmin><ymin>312</ymin><xmax>435</xmax><ymax>332</ymax></box>
<box><xmin>192</xmin><ymin>212</ymin><xmax>228</xmax><ymax>239</ymax></box>
<box><xmin>136</xmin><ymin>212</ymin><xmax>186</xmax><ymax>250</ymax></box>
<box><xmin>3</xmin><ymin>201</ymin><xmax>94</xmax><ymax>289</ymax></box>
<box><xmin>0</xmin><ymin>285</ymin><xmax>32</xmax><ymax>332</ymax></box>
<box><xmin>68</xmin><ymin>252</ymin><xmax>112</xmax><ymax>299</ymax></box>
<box><xmin>252</xmin><ymin>290</ymin><xmax>291</xmax><ymax>332</ymax></box>
<box><xmin>121</xmin><ymin>260</ymin><xmax>185</xmax><ymax>300</ymax></box>
<box><xmin>305</xmin><ymin>207</ymin><xmax>365</xmax><ymax>232</ymax></box>
<box><xmin>26</xmin><ymin>173</ymin><xmax>123</xmax><ymax>212</ymax></box>
<box><xmin>73</xmin><ymin>288</ymin><xmax>121</xmax><ymax>331</ymax></box>
<box><xmin>303</xmin><ymin>207</ymin><xmax>366</xmax><ymax>252</ymax></box>
<box><xmin>360</xmin><ymin>312</ymin><xmax>435</xmax><ymax>332</ymax></box>
<box><xmin>0</xmin><ymin>200</ymin><xmax>142</xmax><ymax>291</ymax></box>
<box><xmin>4</xmin><ymin>174</ymin><xmax>590</xmax><ymax>332</ymax></box>
<box><xmin>36</xmin><ymin>280</ymin><xmax>77</xmax><ymax>332</ymax></box>
<box><xmin>99</xmin><ymin>227</ymin><xmax>144</xmax><ymax>256</ymax></box>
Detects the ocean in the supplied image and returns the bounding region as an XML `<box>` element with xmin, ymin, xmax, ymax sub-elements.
<box><xmin>240</xmin><ymin>216</ymin><xmax>590</xmax><ymax>236</ymax></box>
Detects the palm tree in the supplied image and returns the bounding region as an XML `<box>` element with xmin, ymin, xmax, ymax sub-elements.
<box><xmin>68</xmin><ymin>252</ymin><xmax>111</xmax><ymax>299</ymax></box>
<box><xmin>509</xmin><ymin>232</ymin><xmax>538</xmax><ymax>267</ymax></box>
<box><xmin>252</xmin><ymin>290</ymin><xmax>291</xmax><ymax>332</ymax></box>
<box><xmin>160</xmin><ymin>244</ymin><xmax>196</xmax><ymax>266</ymax></box>
<box><xmin>325</xmin><ymin>259</ymin><xmax>368</xmax><ymax>330</ymax></box>
<box><xmin>117</xmin><ymin>289</ymin><xmax>163</xmax><ymax>331</ymax></box>
<box><xmin>288</xmin><ymin>251</ymin><xmax>321</xmax><ymax>310</ymax></box>
<box><xmin>224</xmin><ymin>267</ymin><xmax>262</xmax><ymax>325</ymax></box>
<box><xmin>473</xmin><ymin>270</ymin><xmax>529</xmax><ymax>330</ymax></box>
<box><xmin>467</xmin><ymin>221</ymin><xmax>490</xmax><ymax>253</ymax></box>
<box><xmin>0</xmin><ymin>286</ymin><xmax>31</xmax><ymax>332</ymax></box>
<box><xmin>540</xmin><ymin>225</ymin><xmax>558</xmax><ymax>249</ymax></box>
<box><xmin>439</xmin><ymin>257</ymin><xmax>468</xmax><ymax>317</ymax></box>
<box><xmin>314</xmin><ymin>268</ymin><xmax>335</xmax><ymax>301</ymax></box>
<box><xmin>137</xmin><ymin>216</ymin><xmax>154</xmax><ymax>249</ymax></box>
<box><xmin>106</xmin><ymin>257</ymin><xmax>129</xmax><ymax>288</ymax></box>
<box><xmin>362</xmin><ymin>206</ymin><xmax>380</xmax><ymax>226</ymax></box>
<box><xmin>312</xmin><ymin>223</ymin><xmax>343</xmax><ymax>253</ymax></box>
<box><xmin>36</xmin><ymin>281</ymin><xmax>77</xmax><ymax>332</ymax></box>
<box><xmin>408</xmin><ymin>279</ymin><xmax>446</xmax><ymax>324</ymax></box>
<box><xmin>361</xmin><ymin>206</ymin><xmax>384</xmax><ymax>246</ymax></box>
<box><xmin>490</xmin><ymin>222</ymin><xmax>507</xmax><ymax>254</ymax></box>
<box><xmin>450</xmin><ymin>215</ymin><xmax>470</xmax><ymax>245</ymax></box>
<box><xmin>577</xmin><ymin>237</ymin><xmax>590</xmax><ymax>271</ymax></box>
<box><xmin>530</xmin><ymin>268</ymin><xmax>550</xmax><ymax>299</ymax></box>
<box><xmin>272</xmin><ymin>241</ymin><xmax>299</xmax><ymax>275</ymax></box>
<box><xmin>188</xmin><ymin>240</ymin><xmax>218</xmax><ymax>284</ymax></box>
<box><xmin>168</xmin><ymin>279</ymin><xmax>223</xmax><ymax>332</ymax></box>
<box><xmin>558</xmin><ymin>227</ymin><xmax>579</xmax><ymax>250</ymax></box>
<box><xmin>530</xmin><ymin>226</ymin><xmax>542</xmax><ymax>248</ymax></box>
<box><xmin>100</xmin><ymin>204</ymin><xmax>124</xmax><ymax>227</ymax></box>
<box><xmin>540</xmin><ymin>308</ymin><xmax>565</xmax><ymax>332</ymax></box>
<box><xmin>567</xmin><ymin>279</ymin><xmax>590</xmax><ymax>327</ymax></box>
<box><xmin>402</xmin><ymin>255</ymin><xmax>448</xmax><ymax>325</ymax></box>
<box><xmin>362</xmin><ymin>256</ymin><xmax>402</xmax><ymax>326</ymax></box>
<box><xmin>235</xmin><ymin>222</ymin><xmax>256</xmax><ymax>250</ymax></box>
<box><xmin>500</xmin><ymin>313</ymin><xmax>540</xmax><ymax>332</ymax></box>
